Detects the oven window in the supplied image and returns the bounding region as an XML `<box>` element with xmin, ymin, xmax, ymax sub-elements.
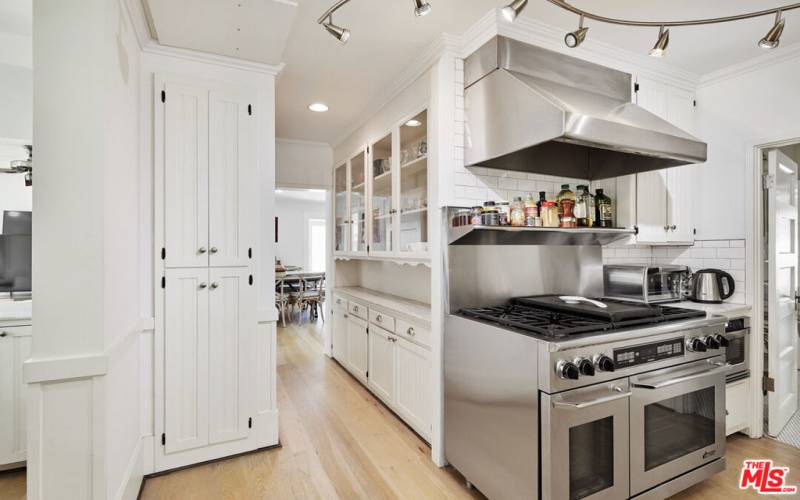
<box><xmin>644</xmin><ymin>387</ymin><xmax>716</xmax><ymax>470</ymax></box>
<box><xmin>726</xmin><ymin>337</ymin><xmax>745</xmax><ymax>365</ymax></box>
<box><xmin>569</xmin><ymin>416</ymin><xmax>614</xmax><ymax>499</ymax></box>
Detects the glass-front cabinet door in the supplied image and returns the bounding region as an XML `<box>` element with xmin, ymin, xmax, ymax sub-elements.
<box><xmin>541</xmin><ymin>380</ymin><xmax>631</xmax><ymax>500</ymax></box>
<box><xmin>349</xmin><ymin>149</ymin><xmax>367</xmax><ymax>254</ymax></box>
<box><xmin>334</xmin><ymin>163</ymin><xmax>349</xmax><ymax>254</ymax></box>
<box><xmin>398</xmin><ymin>110</ymin><xmax>428</xmax><ymax>255</ymax></box>
<box><xmin>370</xmin><ymin>134</ymin><xmax>393</xmax><ymax>254</ymax></box>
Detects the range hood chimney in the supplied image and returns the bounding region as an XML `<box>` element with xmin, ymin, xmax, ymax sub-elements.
<box><xmin>464</xmin><ymin>37</ymin><xmax>707</xmax><ymax>180</ymax></box>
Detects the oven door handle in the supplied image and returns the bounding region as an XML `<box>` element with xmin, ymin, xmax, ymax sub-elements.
<box><xmin>552</xmin><ymin>387</ymin><xmax>632</xmax><ymax>410</ymax></box>
<box><xmin>632</xmin><ymin>363</ymin><xmax>731</xmax><ymax>390</ymax></box>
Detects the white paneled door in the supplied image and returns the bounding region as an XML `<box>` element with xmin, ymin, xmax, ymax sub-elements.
<box><xmin>767</xmin><ymin>149</ymin><xmax>799</xmax><ymax>436</ymax></box>
<box><xmin>208</xmin><ymin>267</ymin><xmax>254</xmax><ymax>444</ymax></box>
<box><xmin>164</xmin><ymin>83</ymin><xmax>210</xmax><ymax>269</ymax></box>
<box><xmin>209</xmin><ymin>91</ymin><xmax>255</xmax><ymax>268</ymax></box>
<box><xmin>346</xmin><ymin>315</ymin><xmax>369</xmax><ymax>382</ymax></box>
<box><xmin>164</xmin><ymin>268</ymin><xmax>210</xmax><ymax>453</ymax></box>
<box><xmin>636</xmin><ymin>170</ymin><xmax>668</xmax><ymax>244</ymax></box>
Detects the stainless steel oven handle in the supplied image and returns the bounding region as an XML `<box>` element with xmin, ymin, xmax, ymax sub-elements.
<box><xmin>552</xmin><ymin>387</ymin><xmax>632</xmax><ymax>410</ymax></box>
<box><xmin>632</xmin><ymin>362</ymin><xmax>731</xmax><ymax>390</ymax></box>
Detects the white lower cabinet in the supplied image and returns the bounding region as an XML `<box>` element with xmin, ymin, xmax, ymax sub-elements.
<box><xmin>346</xmin><ymin>314</ymin><xmax>369</xmax><ymax>383</ymax></box>
<box><xmin>331</xmin><ymin>294</ymin><xmax>432</xmax><ymax>441</ymax></box>
<box><xmin>0</xmin><ymin>326</ymin><xmax>31</xmax><ymax>467</ymax></box>
<box><xmin>726</xmin><ymin>379</ymin><xmax>750</xmax><ymax>436</ymax></box>
<box><xmin>160</xmin><ymin>267</ymin><xmax>256</xmax><ymax>469</ymax></box>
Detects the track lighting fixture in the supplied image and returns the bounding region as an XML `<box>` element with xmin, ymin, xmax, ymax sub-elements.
<box><xmin>759</xmin><ymin>10</ymin><xmax>785</xmax><ymax>48</ymax></box>
<box><xmin>322</xmin><ymin>17</ymin><xmax>350</xmax><ymax>44</ymax></box>
<box><xmin>649</xmin><ymin>26</ymin><xmax>670</xmax><ymax>57</ymax></box>
<box><xmin>501</xmin><ymin>0</ymin><xmax>528</xmax><ymax>23</ymax></box>
<box><xmin>564</xmin><ymin>15</ymin><xmax>588</xmax><ymax>48</ymax></box>
<box><xmin>413</xmin><ymin>0</ymin><xmax>432</xmax><ymax>17</ymax></box>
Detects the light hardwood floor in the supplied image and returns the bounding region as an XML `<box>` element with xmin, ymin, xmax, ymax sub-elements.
<box><xmin>2</xmin><ymin>316</ymin><xmax>799</xmax><ymax>500</ymax></box>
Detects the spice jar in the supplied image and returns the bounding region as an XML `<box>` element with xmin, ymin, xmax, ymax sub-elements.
<box><xmin>452</xmin><ymin>209</ymin><xmax>470</xmax><ymax>227</ymax></box>
<box><xmin>497</xmin><ymin>201</ymin><xmax>511</xmax><ymax>226</ymax></box>
<box><xmin>470</xmin><ymin>206</ymin><xmax>483</xmax><ymax>225</ymax></box>
<box><xmin>510</xmin><ymin>197</ymin><xmax>525</xmax><ymax>227</ymax></box>
<box><xmin>524</xmin><ymin>194</ymin><xmax>538</xmax><ymax>227</ymax></box>
<box><xmin>541</xmin><ymin>201</ymin><xmax>559</xmax><ymax>228</ymax></box>
<box><xmin>482</xmin><ymin>201</ymin><xmax>499</xmax><ymax>226</ymax></box>
<box><xmin>560</xmin><ymin>199</ymin><xmax>577</xmax><ymax>228</ymax></box>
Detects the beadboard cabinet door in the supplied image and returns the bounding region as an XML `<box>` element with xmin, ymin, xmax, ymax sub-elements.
<box><xmin>636</xmin><ymin>170</ymin><xmax>668</xmax><ymax>244</ymax></box>
<box><xmin>346</xmin><ymin>315</ymin><xmax>369</xmax><ymax>383</ymax></box>
<box><xmin>164</xmin><ymin>268</ymin><xmax>210</xmax><ymax>454</ymax></box>
<box><xmin>0</xmin><ymin>327</ymin><xmax>31</xmax><ymax>466</ymax></box>
<box><xmin>208</xmin><ymin>267</ymin><xmax>254</xmax><ymax>445</ymax></box>
<box><xmin>331</xmin><ymin>295</ymin><xmax>348</xmax><ymax>361</ymax></box>
<box><xmin>164</xmin><ymin>83</ymin><xmax>210</xmax><ymax>268</ymax></box>
<box><xmin>394</xmin><ymin>338</ymin><xmax>431</xmax><ymax>439</ymax></box>
<box><xmin>208</xmin><ymin>91</ymin><xmax>255</xmax><ymax>268</ymax></box>
<box><xmin>368</xmin><ymin>326</ymin><xmax>395</xmax><ymax>404</ymax></box>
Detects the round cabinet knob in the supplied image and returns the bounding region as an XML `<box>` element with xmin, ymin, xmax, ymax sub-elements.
<box><xmin>714</xmin><ymin>335</ymin><xmax>730</xmax><ymax>348</ymax></box>
<box><xmin>0</xmin><ymin>332</ymin><xmax>7</xmax><ymax>338</ymax></box>
<box><xmin>594</xmin><ymin>354</ymin><xmax>615</xmax><ymax>372</ymax></box>
<box><xmin>407</xmin><ymin>327</ymin><xmax>416</xmax><ymax>337</ymax></box>
<box><xmin>704</xmin><ymin>335</ymin><xmax>721</xmax><ymax>350</ymax></box>
<box><xmin>671</xmin><ymin>225</ymin><xmax>677</xmax><ymax>230</ymax></box>
<box><xmin>376</xmin><ymin>314</ymin><xmax>383</xmax><ymax>322</ymax></box>
<box><xmin>687</xmin><ymin>337</ymin><xmax>707</xmax><ymax>352</ymax></box>
<box><xmin>353</xmin><ymin>306</ymin><xmax>358</xmax><ymax>312</ymax></box>
<box><xmin>209</xmin><ymin>247</ymin><xmax>218</xmax><ymax>254</ymax></box>
<box><xmin>556</xmin><ymin>360</ymin><xmax>580</xmax><ymax>380</ymax></box>
<box><xmin>199</xmin><ymin>282</ymin><xmax>208</xmax><ymax>289</ymax></box>
<box><xmin>210</xmin><ymin>282</ymin><xmax>219</xmax><ymax>289</ymax></box>
<box><xmin>576</xmin><ymin>358</ymin><xmax>595</xmax><ymax>376</ymax></box>
<box><xmin>198</xmin><ymin>247</ymin><xmax>207</xmax><ymax>254</ymax></box>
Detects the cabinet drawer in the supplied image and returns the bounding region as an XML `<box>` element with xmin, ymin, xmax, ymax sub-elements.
<box><xmin>348</xmin><ymin>300</ymin><xmax>367</xmax><ymax>320</ymax></box>
<box><xmin>0</xmin><ymin>325</ymin><xmax>31</xmax><ymax>337</ymax></box>
<box><xmin>726</xmin><ymin>379</ymin><xmax>749</xmax><ymax>436</ymax></box>
<box><xmin>396</xmin><ymin>319</ymin><xmax>430</xmax><ymax>348</ymax></box>
<box><xmin>333</xmin><ymin>295</ymin><xmax>348</xmax><ymax>311</ymax></box>
<box><xmin>369</xmin><ymin>309</ymin><xmax>395</xmax><ymax>332</ymax></box>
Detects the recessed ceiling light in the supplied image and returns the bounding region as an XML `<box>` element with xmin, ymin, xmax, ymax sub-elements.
<box><xmin>309</xmin><ymin>103</ymin><xmax>329</xmax><ymax>113</ymax></box>
<box><xmin>405</xmin><ymin>119</ymin><xmax>422</xmax><ymax>127</ymax></box>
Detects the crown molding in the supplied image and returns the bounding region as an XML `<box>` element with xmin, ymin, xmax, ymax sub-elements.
<box><xmin>277</xmin><ymin>137</ymin><xmax>333</xmax><ymax>148</ymax></box>
<box><xmin>122</xmin><ymin>0</ymin><xmax>155</xmax><ymax>50</ymax></box>
<box><xmin>142</xmin><ymin>41</ymin><xmax>285</xmax><ymax>76</ymax></box>
<box><xmin>699</xmin><ymin>40</ymin><xmax>800</xmax><ymax>88</ymax></box>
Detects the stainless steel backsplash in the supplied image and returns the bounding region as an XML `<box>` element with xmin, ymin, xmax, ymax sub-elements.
<box><xmin>447</xmin><ymin>245</ymin><xmax>603</xmax><ymax>312</ymax></box>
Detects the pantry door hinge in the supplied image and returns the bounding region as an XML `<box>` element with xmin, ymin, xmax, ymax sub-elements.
<box><xmin>248</xmin><ymin>417</ymin><xmax>253</xmax><ymax>429</ymax></box>
<box><xmin>161</xmin><ymin>433</ymin><xmax>166</xmax><ymax>446</ymax></box>
<box><xmin>634</xmin><ymin>82</ymin><xmax>640</xmax><ymax>93</ymax></box>
<box><xmin>161</xmin><ymin>276</ymin><xmax>166</xmax><ymax>289</ymax></box>
<box><xmin>763</xmin><ymin>174</ymin><xmax>776</xmax><ymax>190</ymax></box>
<box><xmin>763</xmin><ymin>375</ymin><xmax>775</xmax><ymax>393</ymax></box>
<box><xmin>161</xmin><ymin>247</ymin><xmax>166</xmax><ymax>260</ymax></box>
<box><xmin>248</xmin><ymin>104</ymin><xmax>252</xmax><ymax>116</ymax></box>
<box><xmin>249</xmin><ymin>274</ymin><xmax>254</xmax><ymax>286</ymax></box>
<box><xmin>161</xmin><ymin>90</ymin><xmax>166</xmax><ymax>103</ymax></box>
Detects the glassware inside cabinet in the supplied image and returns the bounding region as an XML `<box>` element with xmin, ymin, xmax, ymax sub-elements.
<box><xmin>334</xmin><ymin>163</ymin><xmax>348</xmax><ymax>253</ymax></box>
<box><xmin>349</xmin><ymin>150</ymin><xmax>367</xmax><ymax>253</ymax></box>
<box><xmin>399</xmin><ymin>110</ymin><xmax>428</xmax><ymax>254</ymax></box>
<box><xmin>371</xmin><ymin>134</ymin><xmax>393</xmax><ymax>253</ymax></box>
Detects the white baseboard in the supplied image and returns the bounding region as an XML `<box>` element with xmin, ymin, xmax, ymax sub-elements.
<box><xmin>115</xmin><ymin>436</ymin><xmax>144</xmax><ymax>500</ymax></box>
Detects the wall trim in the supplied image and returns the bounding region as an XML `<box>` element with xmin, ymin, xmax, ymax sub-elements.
<box><xmin>141</xmin><ymin>41</ymin><xmax>285</xmax><ymax>76</ymax></box>
<box><xmin>114</xmin><ymin>434</ymin><xmax>144</xmax><ymax>500</ymax></box>
<box><xmin>276</xmin><ymin>137</ymin><xmax>332</xmax><ymax>148</ymax></box>
<box><xmin>699</xmin><ymin>40</ymin><xmax>800</xmax><ymax>88</ymax></box>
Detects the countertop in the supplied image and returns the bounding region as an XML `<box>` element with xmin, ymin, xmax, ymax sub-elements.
<box><xmin>674</xmin><ymin>301</ymin><xmax>751</xmax><ymax>320</ymax></box>
<box><xmin>334</xmin><ymin>287</ymin><xmax>431</xmax><ymax>324</ymax></box>
<box><xmin>0</xmin><ymin>299</ymin><xmax>32</xmax><ymax>327</ymax></box>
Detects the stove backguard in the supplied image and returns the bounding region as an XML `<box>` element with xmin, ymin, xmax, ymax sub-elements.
<box><xmin>447</xmin><ymin>244</ymin><xmax>603</xmax><ymax>313</ymax></box>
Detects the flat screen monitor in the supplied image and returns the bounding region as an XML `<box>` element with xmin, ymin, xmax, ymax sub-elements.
<box><xmin>0</xmin><ymin>234</ymin><xmax>31</xmax><ymax>292</ymax></box>
<box><xmin>2</xmin><ymin>211</ymin><xmax>31</xmax><ymax>235</ymax></box>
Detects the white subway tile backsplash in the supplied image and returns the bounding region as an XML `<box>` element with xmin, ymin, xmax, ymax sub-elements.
<box><xmin>466</xmin><ymin>166</ymin><xmax>487</xmax><ymax>176</ymax></box>
<box><xmin>730</xmin><ymin>259</ymin><xmax>746</xmax><ymax>270</ymax></box>
<box><xmin>701</xmin><ymin>258</ymin><xmax>731</xmax><ymax>269</ymax></box>
<box><xmin>690</xmin><ymin>248</ymin><xmax>717</xmax><ymax>259</ymax></box>
<box><xmin>498</xmin><ymin>177</ymin><xmax>518</xmax><ymax>189</ymax></box>
<box><xmin>717</xmin><ymin>247</ymin><xmax>745</xmax><ymax>259</ymax></box>
<box><xmin>730</xmin><ymin>240</ymin><xmax>745</xmax><ymax>248</ymax></box>
<box><xmin>700</xmin><ymin>240</ymin><xmax>730</xmax><ymax>248</ymax></box>
<box><xmin>517</xmin><ymin>179</ymin><xmax>537</xmax><ymax>191</ymax></box>
<box><xmin>476</xmin><ymin>175</ymin><xmax>499</xmax><ymax>188</ymax></box>
<box><xmin>453</xmin><ymin>172</ymin><xmax>476</xmax><ymax>186</ymax></box>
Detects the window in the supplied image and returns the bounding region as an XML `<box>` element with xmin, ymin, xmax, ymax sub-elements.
<box><xmin>308</xmin><ymin>219</ymin><xmax>326</xmax><ymax>272</ymax></box>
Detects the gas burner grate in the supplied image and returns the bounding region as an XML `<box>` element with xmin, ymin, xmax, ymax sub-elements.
<box><xmin>459</xmin><ymin>304</ymin><xmax>613</xmax><ymax>338</ymax></box>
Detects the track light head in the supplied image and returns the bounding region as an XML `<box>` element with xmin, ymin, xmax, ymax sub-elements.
<box><xmin>323</xmin><ymin>18</ymin><xmax>351</xmax><ymax>44</ymax></box>
<box><xmin>759</xmin><ymin>11</ymin><xmax>785</xmax><ymax>48</ymax></box>
<box><xmin>501</xmin><ymin>0</ymin><xmax>528</xmax><ymax>23</ymax></box>
<box><xmin>649</xmin><ymin>26</ymin><xmax>670</xmax><ymax>57</ymax></box>
<box><xmin>413</xmin><ymin>0</ymin><xmax>432</xmax><ymax>17</ymax></box>
<box><xmin>564</xmin><ymin>15</ymin><xmax>588</xmax><ymax>48</ymax></box>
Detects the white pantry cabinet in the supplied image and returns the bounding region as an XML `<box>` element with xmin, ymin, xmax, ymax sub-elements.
<box><xmin>346</xmin><ymin>313</ymin><xmax>370</xmax><ymax>384</ymax></box>
<box><xmin>0</xmin><ymin>325</ymin><xmax>31</xmax><ymax>467</ymax></box>
<box><xmin>163</xmin><ymin>83</ymin><xmax>255</xmax><ymax>268</ymax></box>
<box><xmin>332</xmin><ymin>295</ymin><xmax>348</xmax><ymax>361</ymax></box>
<box><xmin>368</xmin><ymin>325</ymin><xmax>396</xmax><ymax>404</ymax></box>
<box><xmin>155</xmin><ymin>76</ymin><xmax>260</xmax><ymax>471</ymax></box>
<box><xmin>394</xmin><ymin>337</ymin><xmax>431</xmax><ymax>437</ymax></box>
<box><xmin>633</xmin><ymin>78</ymin><xmax>696</xmax><ymax>245</ymax></box>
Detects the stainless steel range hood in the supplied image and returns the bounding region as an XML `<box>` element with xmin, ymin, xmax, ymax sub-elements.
<box><xmin>464</xmin><ymin>37</ymin><xmax>707</xmax><ymax>180</ymax></box>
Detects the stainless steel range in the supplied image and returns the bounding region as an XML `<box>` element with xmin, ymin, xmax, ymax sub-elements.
<box><xmin>445</xmin><ymin>296</ymin><xmax>729</xmax><ymax>500</ymax></box>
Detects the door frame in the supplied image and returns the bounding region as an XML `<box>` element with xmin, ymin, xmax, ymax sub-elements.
<box><xmin>747</xmin><ymin>133</ymin><xmax>800</xmax><ymax>438</ymax></box>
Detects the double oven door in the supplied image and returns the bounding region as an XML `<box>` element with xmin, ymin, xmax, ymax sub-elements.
<box><xmin>542</xmin><ymin>356</ymin><xmax>727</xmax><ymax>500</ymax></box>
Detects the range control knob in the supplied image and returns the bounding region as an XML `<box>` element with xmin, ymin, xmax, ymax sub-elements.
<box><xmin>576</xmin><ymin>358</ymin><xmax>595</xmax><ymax>376</ymax></box>
<box><xmin>556</xmin><ymin>360</ymin><xmax>580</xmax><ymax>380</ymax></box>
<box><xmin>704</xmin><ymin>336</ymin><xmax>721</xmax><ymax>350</ymax></box>
<box><xmin>594</xmin><ymin>354</ymin><xmax>615</xmax><ymax>372</ymax></box>
<box><xmin>714</xmin><ymin>335</ymin><xmax>729</xmax><ymax>348</ymax></box>
<box><xmin>687</xmin><ymin>337</ymin><xmax>707</xmax><ymax>352</ymax></box>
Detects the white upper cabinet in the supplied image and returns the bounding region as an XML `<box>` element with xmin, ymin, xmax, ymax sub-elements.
<box><xmin>350</xmin><ymin>149</ymin><xmax>368</xmax><ymax>255</ymax></box>
<box><xmin>334</xmin><ymin>163</ymin><xmax>349</xmax><ymax>254</ymax></box>
<box><xmin>634</xmin><ymin>78</ymin><xmax>696</xmax><ymax>245</ymax></box>
<box><xmin>164</xmin><ymin>83</ymin><xmax>210</xmax><ymax>268</ymax></box>
<box><xmin>163</xmin><ymin>84</ymin><xmax>255</xmax><ymax>267</ymax></box>
<box><xmin>208</xmin><ymin>90</ymin><xmax>256</xmax><ymax>267</ymax></box>
<box><xmin>370</xmin><ymin>133</ymin><xmax>394</xmax><ymax>255</ymax></box>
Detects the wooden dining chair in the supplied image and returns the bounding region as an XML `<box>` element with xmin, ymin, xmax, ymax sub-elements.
<box><xmin>299</xmin><ymin>274</ymin><xmax>325</xmax><ymax>323</ymax></box>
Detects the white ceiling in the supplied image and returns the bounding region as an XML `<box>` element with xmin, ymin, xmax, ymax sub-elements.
<box><xmin>0</xmin><ymin>0</ymin><xmax>31</xmax><ymax>37</ymax></box>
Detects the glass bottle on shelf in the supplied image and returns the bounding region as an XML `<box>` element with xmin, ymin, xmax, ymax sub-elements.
<box><xmin>556</xmin><ymin>184</ymin><xmax>576</xmax><ymax>221</ymax></box>
<box><xmin>399</xmin><ymin>110</ymin><xmax>428</xmax><ymax>253</ymax></box>
<box><xmin>510</xmin><ymin>197</ymin><xmax>525</xmax><ymax>227</ymax></box>
<box><xmin>524</xmin><ymin>193</ymin><xmax>538</xmax><ymax>227</ymax></box>
<box><xmin>595</xmin><ymin>188</ymin><xmax>614</xmax><ymax>228</ymax></box>
<box><xmin>537</xmin><ymin>191</ymin><xmax>547</xmax><ymax>214</ymax></box>
<box><xmin>574</xmin><ymin>185</ymin><xmax>588</xmax><ymax>227</ymax></box>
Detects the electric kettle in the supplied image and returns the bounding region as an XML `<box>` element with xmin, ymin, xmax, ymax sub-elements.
<box><xmin>688</xmin><ymin>269</ymin><xmax>735</xmax><ymax>303</ymax></box>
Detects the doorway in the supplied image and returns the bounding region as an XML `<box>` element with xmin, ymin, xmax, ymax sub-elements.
<box><xmin>761</xmin><ymin>144</ymin><xmax>800</xmax><ymax>447</ymax></box>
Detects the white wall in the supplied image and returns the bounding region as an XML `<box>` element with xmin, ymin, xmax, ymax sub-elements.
<box><xmin>276</xmin><ymin>139</ymin><xmax>332</xmax><ymax>189</ymax></box>
<box><xmin>0</xmin><ymin>63</ymin><xmax>32</xmax><ymax>141</ymax></box>
<box><xmin>275</xmin><ymin>195</ymin><xmax>326</xmax><ymax>270</ymax></box>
